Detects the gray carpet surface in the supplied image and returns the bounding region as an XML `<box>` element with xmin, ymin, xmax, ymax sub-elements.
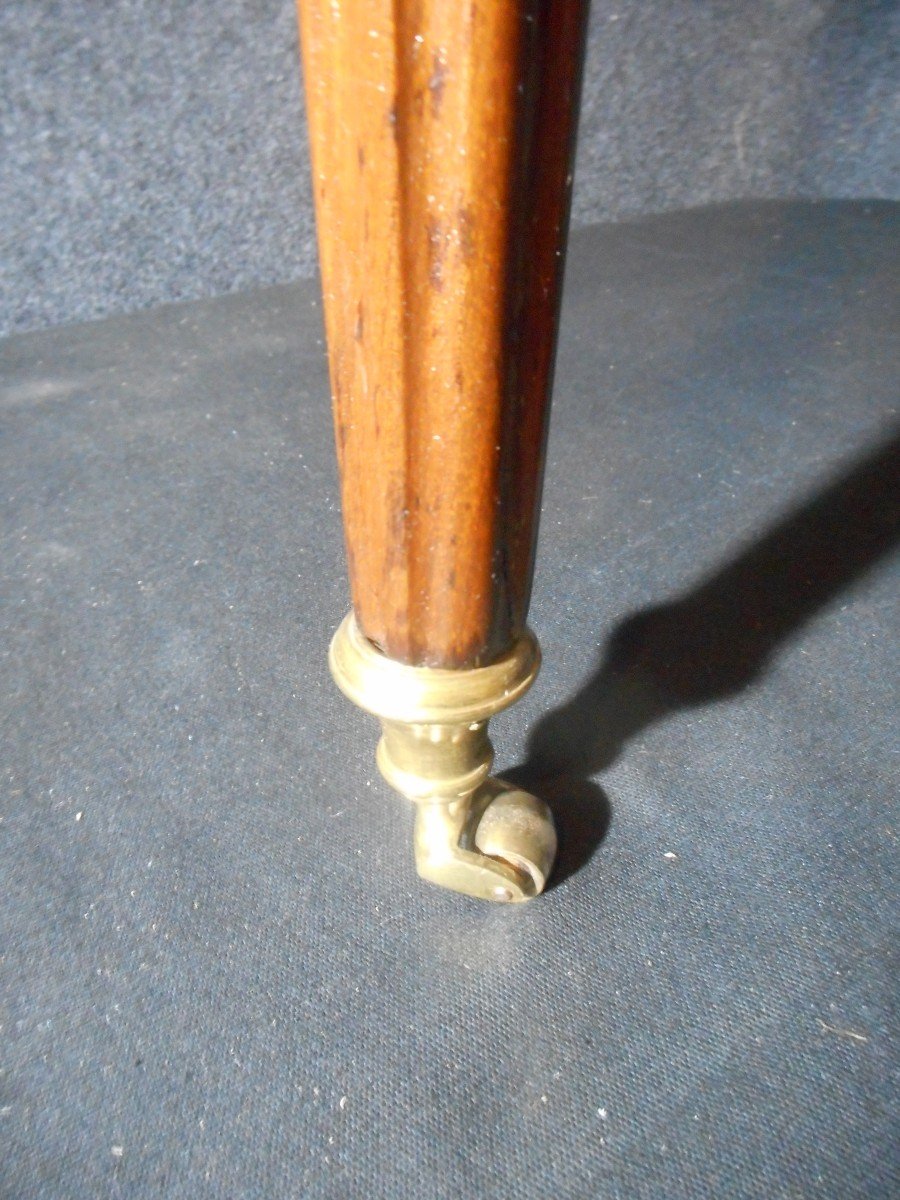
<box><xmin>2</xmin><ymin>201</ymin><xmax>899</xmax><ymax>1198</ymax></box>
<box><xmin>2</xmin><ymin>1</ymin><xmax>898</xmax><ymax>336</ymax></box>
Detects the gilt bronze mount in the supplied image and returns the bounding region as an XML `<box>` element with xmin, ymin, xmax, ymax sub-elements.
<box><xmin>329</xmin><ymin>613</ymin><xmax>556</xmax><ymax>901</ymax></box>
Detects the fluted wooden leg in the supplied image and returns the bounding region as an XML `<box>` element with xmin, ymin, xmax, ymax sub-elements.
<box><xmin>297</xmin><ymin>0</ymin><xmax>588</xmax><ymax>900</ymax></box>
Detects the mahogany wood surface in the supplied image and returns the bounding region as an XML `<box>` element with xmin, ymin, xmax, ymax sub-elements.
<box><xmin>298</xmin><ymin>0</ymin><xmax>587</xmax><ymax>667</ymax></box>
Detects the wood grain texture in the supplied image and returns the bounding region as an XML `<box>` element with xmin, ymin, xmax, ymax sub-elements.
<box><xmin>298</xmin><ymin>0</ymin><xmax>587</xmax><ymax>667</ymax></box>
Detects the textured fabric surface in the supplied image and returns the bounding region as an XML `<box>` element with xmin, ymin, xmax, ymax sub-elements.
<box><xmin>2</xmin><ymin>0</ymin><xmax>898</xmax><ymax>335</ymax></box>
<box><xmin>2</xmin><ymin>202</ymin><xmax>899</xmax><ymax>1198</ymax></box>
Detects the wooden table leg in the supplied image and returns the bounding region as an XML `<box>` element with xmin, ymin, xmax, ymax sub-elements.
<box><xmin>297</xmin><ymin>1</ymin><xmax>588</xmax><ymax>901</ymax></box>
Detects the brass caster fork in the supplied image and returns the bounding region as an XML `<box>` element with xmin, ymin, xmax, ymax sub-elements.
<box><xmin>329</xmin><ymin>614</ymin><xmax>557</xmax><ymax>903</ymax></box>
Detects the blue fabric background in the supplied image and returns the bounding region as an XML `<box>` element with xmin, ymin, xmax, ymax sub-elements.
<box><xmin>2</xmin><ymin>201</ymin><xmax>898</xmax><ymax>1197</ymax></box>
<box><xmin>2</xmin><ymin>1</ymin><xmax>898</xmax><ymax>335</ymax></box>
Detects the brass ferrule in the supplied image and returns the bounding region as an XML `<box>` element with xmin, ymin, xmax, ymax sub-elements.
<box><xmin>328</xmin><ymin>614</ymin><xmax>556</xmax><ymax>902</ymax></box>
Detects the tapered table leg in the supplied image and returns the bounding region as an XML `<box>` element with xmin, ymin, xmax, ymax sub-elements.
<box><xmin>297</xmin><ymin>1</ymin><xmax>588</xmax><ymax>901</ymax></box>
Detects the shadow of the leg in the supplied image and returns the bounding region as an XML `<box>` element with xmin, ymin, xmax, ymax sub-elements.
<box><xmin>512</xmin><ymin>428</ymin><xmax>900</xmax><ymax>887</ymax></box>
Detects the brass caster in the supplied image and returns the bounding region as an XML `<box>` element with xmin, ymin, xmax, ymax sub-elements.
<box><xmin>328</xmin><ymin>613</ymin><xmax>557</xmax><ymax>903</ymax></box>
